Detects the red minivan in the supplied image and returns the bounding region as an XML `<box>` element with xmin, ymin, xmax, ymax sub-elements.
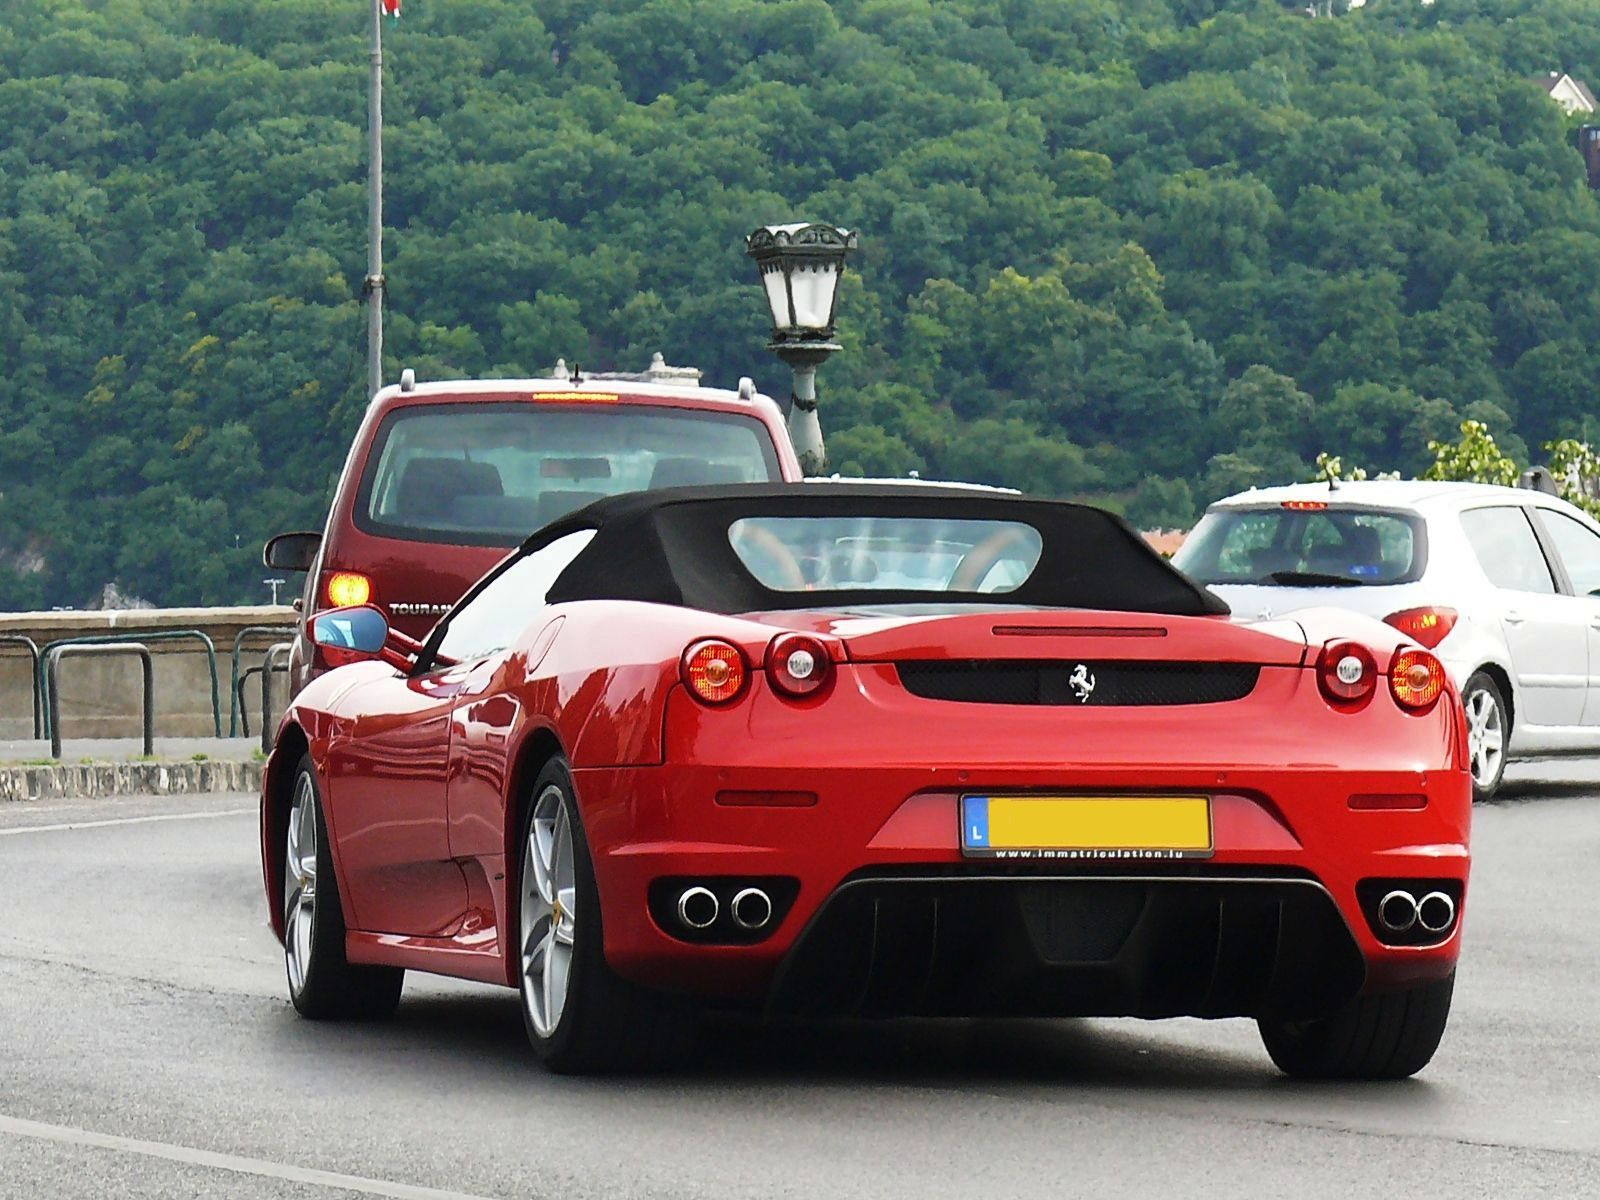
<box><xmin>265</xmin><ymin>374</ymin><xmax>801</xmax><ymax>693</ymax></box>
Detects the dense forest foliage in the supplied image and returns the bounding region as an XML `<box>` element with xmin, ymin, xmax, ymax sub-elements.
<box><xmin>4</xmin><ymin>0</ymin><xmax>1600</xmax><ymax>607</ymax></box>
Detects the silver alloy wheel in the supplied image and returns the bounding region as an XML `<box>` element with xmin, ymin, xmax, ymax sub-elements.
<box><xmin>1465</xmin><ymin>685</ymin><xmax>1505</xmax><ymax>788</ymax></box>
<box><xmin>284</xmin><ymin>773</ymin><xmax>319</xmax><ymax>996</ymax></box>
<box><xmin>521</xmin><ymin>783</ymin><xmax>577</xmax><ymax>1039</ymax></box>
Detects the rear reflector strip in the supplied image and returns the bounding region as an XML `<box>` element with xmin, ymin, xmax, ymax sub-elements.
<box><xmin>1348</xmin><ymin>794</ymin><xmax>1428</xmax><ymax>811</ymax></box>
<box><xmin>716</xmin><ymin>790</ymin><xmax>819</xmax><ymax>808</ymax></box>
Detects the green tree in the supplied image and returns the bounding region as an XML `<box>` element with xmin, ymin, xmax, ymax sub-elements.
<box><xmin>1421</xmin><ymin>420</ymin><xmax>1519</xmax><ymax>488</ymax></box>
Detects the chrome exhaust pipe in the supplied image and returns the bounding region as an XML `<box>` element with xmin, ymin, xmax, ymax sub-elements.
<box><xmin>1377</xmin><ymin>889</ymin><xmax>1419</xmax><ymax>934</ymax></box>
<box><xmin>1417</xmin><ymin>891</ymin><xmax>1456</xmax><ymax>935</ymax></box>
<box><xmin>676</xmin><ymin>886</ymin><xmax>719</xmax><ymax>930</ymax></box>
<box><xmin>729</xmin><ymin>887</ymin><xmax>773</xmax><ymax>931</ymax></box>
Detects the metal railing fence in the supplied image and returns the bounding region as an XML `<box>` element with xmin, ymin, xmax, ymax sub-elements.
<box><xmin>48</xmin><ymin>644</ymin><xmax>154</xmax><ymax>759</ymax></box>
<box><xmin>0</xmin><ymin>635</ymin><xmax>42</xmax><ymax>739</ymax></box>
<box><xmin>37</xmin><ymin>630</ymin><xmax>222</xmax><ymax>740</ymax></box>
<box><xmin>229</xmin><ymin>626</ymin><xmax>298</xmax><ymax>736</ymax></box>
<box><xmin>259</xmin><ymin>643</ymin><xmax>294</xmax><ymax>754</ymax></box>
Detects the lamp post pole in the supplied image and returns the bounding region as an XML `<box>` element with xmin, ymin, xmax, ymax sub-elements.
<box><xmin>745</xmin><ymin>223</ymin><xmax>857</xmax><ymax>477</ymax></box>
<box><xmin>365</xmin><ymin>0</ymin><xmax>385</xmax><ymax>401</ymax></box>
<box><xmin>775</xmin><ymin>344</ymin><xmax>832</xmax><ymax>476</ymax></box>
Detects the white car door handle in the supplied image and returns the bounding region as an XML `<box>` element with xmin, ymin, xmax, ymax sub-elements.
<box><xmin>1504</xmin><ymin>612</ymin><xmax>1525</xmax><ymax>625</ymax></box>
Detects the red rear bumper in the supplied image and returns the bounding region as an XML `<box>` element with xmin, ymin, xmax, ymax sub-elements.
<box><xmin>574</xmin><ymin>665</ymin><xmax>1470</xmax><ymax>1013</ymax></box>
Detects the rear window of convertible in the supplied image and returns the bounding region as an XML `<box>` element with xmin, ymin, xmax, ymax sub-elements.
<box><xmin>728</xmin><ymin>516</ymin><xmax>1044</xmax><ymax>592</ymax></box>
<box><xmin>357</xmin><ymin>403</ymin><xmax>781</xmax><ymax>545</ymax></box>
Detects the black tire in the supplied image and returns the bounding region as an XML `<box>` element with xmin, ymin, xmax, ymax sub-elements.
<box><xmin>283</xmin><ymin>755</ymin><xmax>404</xmax><ymax>1020</ymax></box>
<box><xmin>1461</xmin><ymin>671</ymin><xmax>1509</xmax><ymax>802</ymax></box>
<box><xmin>516</xmin><ymin>758</ymin><xmax>695</xmax><ymax>1073</ymax></box>
<box><xmin>1257</xmin><ymin>971</ymin><xmax>1455</xmax><ymax>1080</ymax></box>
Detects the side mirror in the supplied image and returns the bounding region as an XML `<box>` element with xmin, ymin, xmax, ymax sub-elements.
<box><xmin>264</xmin><ymin>531</ymin><xmax>322</xmax><ymax>572</ymax></box>
<box><xmin>310</xmin><ymin>605</ymin><xmax>390</xmax><ymax>658</ymax></box>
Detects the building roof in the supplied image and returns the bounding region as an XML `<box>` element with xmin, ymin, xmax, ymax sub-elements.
<box><xmin>1141</xmin><ymin>530</ymin><xmax>1188</xmax><ymax>557</ymax></box>
<box><xmin>1533</xmin><ymin>71</ymin><xmax>1598</xmax><ymax>112</ymax></box>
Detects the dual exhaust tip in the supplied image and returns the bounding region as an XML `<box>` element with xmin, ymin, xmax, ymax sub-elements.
<box><xmin>676</xmin><ymin>885</ymin><xmax>773</xmax><ymax>932</ymax></box>
<box><xmin>1378</xmin><ymin>888</ymin><xmax>1456</xmax><ymax>936</ymax></box>
<box><xmin>649</xmin><ymin>876</ymin><xmax>794</xmax><ymax>943</ymax></box>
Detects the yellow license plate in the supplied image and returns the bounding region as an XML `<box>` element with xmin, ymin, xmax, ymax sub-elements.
<box><xmin>960</xmin><ymin>795</ymin><xmax>1213</xmax><ymax>859</ymax></box>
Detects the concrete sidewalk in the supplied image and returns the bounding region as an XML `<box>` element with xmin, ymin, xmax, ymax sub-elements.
<box><xmin>0</xmin><ymin>738</ymin><xmax>266</xmax><ymax>801</ymax></box>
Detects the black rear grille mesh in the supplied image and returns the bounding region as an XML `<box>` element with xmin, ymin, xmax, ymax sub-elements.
<box><xmin>895</xmin><ymin>660</ymin><xmax>1260</xmax><ymax>706</ymax></box>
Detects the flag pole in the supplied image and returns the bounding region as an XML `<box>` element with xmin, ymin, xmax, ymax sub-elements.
<box><xmin>365</xmin><ymin>0</ymin><xmax>385</xmax><ymax>400</ymax></box>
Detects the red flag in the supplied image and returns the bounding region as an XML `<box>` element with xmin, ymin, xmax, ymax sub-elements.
<box><xmin>381</xmin><ymin>0</ymin><xmax>401</xmax><ymax>17</ymax></box>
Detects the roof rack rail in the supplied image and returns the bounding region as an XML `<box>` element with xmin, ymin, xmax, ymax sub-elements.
<box><xmin>1519</xmin><ymin>467</ymin><xmax>1560</xmax><ymax>495</ymax></box>
<box><xmin>553</xmin><ymin>352</ymin><xmax>704</xmax><ymax>388</ymax></box>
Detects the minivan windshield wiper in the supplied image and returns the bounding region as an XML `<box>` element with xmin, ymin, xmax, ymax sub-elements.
<box><xmin>1259</xmin><ymin>571</ymin><xmax>1363</xmax><ymax>587</ymax></box>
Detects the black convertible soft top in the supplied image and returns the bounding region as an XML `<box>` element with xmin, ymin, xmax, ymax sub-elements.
<box><xmin>518</xmin><ymin>484</ymin><xmax>1227</xmax><ymax>617</ymax></box>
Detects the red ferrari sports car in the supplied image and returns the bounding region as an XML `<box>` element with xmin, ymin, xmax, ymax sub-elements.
<box><xmin>260</xmin><ymin>484</ymin><xmax>1470</xmax><ymax>1078</ymax></box>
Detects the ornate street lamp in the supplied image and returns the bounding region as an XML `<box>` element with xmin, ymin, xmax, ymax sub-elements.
<box><xmin>745</xmin><ymin>222</ymin><xmax>858</xmax><ymax>475</ymax></box>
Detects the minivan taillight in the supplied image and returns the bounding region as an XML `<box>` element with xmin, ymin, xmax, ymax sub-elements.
<box><xmin>1384</xmin><ymin>606</ymin><xmax>1457</xmax><ymax>650</ymax></box>
<box><xmin>325</xmin><ymin>571</ymin><xmax>373</xmax><ymax>608</ymax></box>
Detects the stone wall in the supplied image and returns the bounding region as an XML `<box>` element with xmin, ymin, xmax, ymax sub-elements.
<box><xmin>0</xmin><ymin>606</ymin><xmax>298</xmax><ymax>742</ymax></box>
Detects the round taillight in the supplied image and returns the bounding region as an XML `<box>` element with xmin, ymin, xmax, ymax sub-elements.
<box><xmin>1318</xmin><ymin>641</ymin><xmax>1377</xmax><ymax>705</ymax></box>
<box><xmin>681</xmin><ymin>639</ymin><xmax>748</xmax><ymax>705</ymax></box>
<box><xmin>326</xmin><ymin>571</ymin><xmax>373</xmax><ymax>608</ymax></box>
<box><xmin>1390</xmin><ymin>647</ymin><xmax>1446</xmax><ymax>712</ymax></box>
<box><xmin>766</xmin><ymin>633</ymin><xmax>834</xmax><ymax>698</ymax></box>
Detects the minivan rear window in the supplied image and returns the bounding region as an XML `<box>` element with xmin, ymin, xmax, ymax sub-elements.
<box><xmin>1174</xmin><ymin>506</ymin><xmax>1425</xmax><ymax>587</ymax></box>
<box><xmin>356</xmin><ymin>403</ymin><xmax>782</xmax><ymax>545</ymax></box>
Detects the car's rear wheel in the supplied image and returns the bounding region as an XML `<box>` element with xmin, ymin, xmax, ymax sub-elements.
<box><xmin>1462</xmin><ymin>671</ymin><xmax>1508</xmax><ymax>801</ymax></box>
<box><xmin>517</xmin><ymin>757</ymin><xmax>694</xmax><ymax>1072</ymax></box>
<box><xmin>283</xmin><ymin>756</ymin><xmax>404</xmax><ymax>1019</ymax></box>
<box><xmin>1257</xmin><ymin>971</ymin><xmax>1455</xmax><ymax>1080</ymax></box>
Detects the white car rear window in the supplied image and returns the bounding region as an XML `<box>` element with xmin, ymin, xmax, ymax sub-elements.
<box><xmin>1175</xmin><ymin>507</ymin><xmax>1423</xmax><ymax>586</ymax></box>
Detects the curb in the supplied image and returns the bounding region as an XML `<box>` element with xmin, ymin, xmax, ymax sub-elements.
<box><xmin>0</xmin><ymin>761</ymin><xmax>265</xmax><ymax>802</ymax></box>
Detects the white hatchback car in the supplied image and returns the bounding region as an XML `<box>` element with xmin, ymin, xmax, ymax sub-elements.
<box><xmin>1174</xmin><ymin>480</ymin><xmax>1600</xmax><ymax>799</ymax></box>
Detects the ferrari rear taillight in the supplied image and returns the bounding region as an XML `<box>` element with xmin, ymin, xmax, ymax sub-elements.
<box><xmin>1390</xmin><ymin>647</ymin><xmax>1446</xmax><ymax>712</ymax></box>
<box><xmin>1383</xmin><ymin>606</ymin><xmax>1457</xmax><ymax>650</ymax></box>
<box><xmin>765</xmin><ymin>633</ymin><xmax>833</xmax><ymax>698</ymax></box>
<box><xmin>681</xmin><ymin>639</ymin><xmax>748</xmax><ymax>705</ymax></box>
<box><xmin>1317</xmin><ymin>641</ymin><xmax>1377</xmax><ymax>706</ymax></box>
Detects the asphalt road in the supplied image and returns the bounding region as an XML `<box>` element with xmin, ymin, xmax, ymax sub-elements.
<box><xmin>1</xmin><ymin>771</ymin><xmax>1597</xmax><ymax>1200</ymax></box>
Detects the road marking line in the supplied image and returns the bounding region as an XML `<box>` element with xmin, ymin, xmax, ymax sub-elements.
<box><xmin>0</xmin><ymin>1113</ymin><xmax>504</xmax><ymax>1200</ymax></box>
<box><xmin>0</xmin><ymin>808</ymin><xmax>256</xmax><ymax>837</ymax></box>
